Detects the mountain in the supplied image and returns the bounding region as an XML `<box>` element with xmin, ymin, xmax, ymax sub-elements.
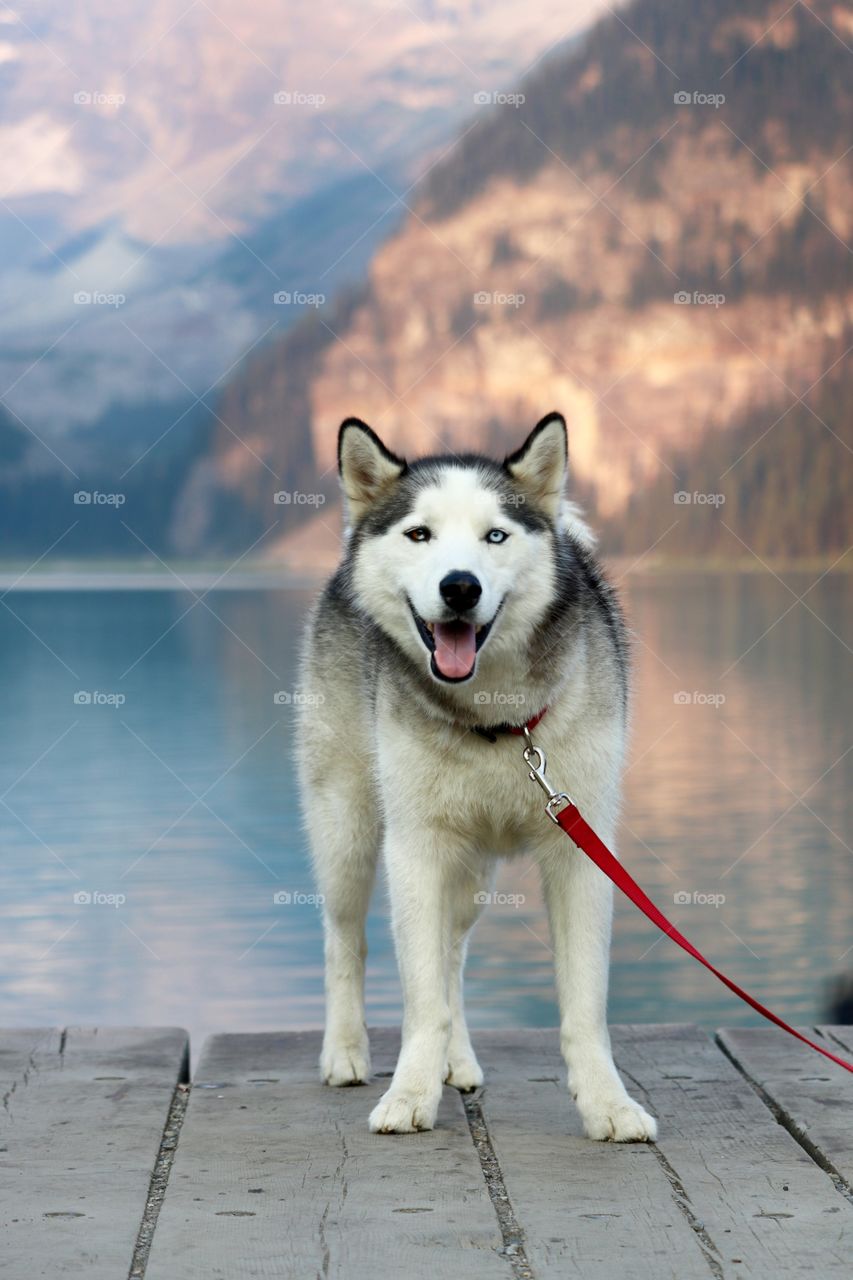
<box><xmin>175</xmin><ymin>0</ymin><xmax>853</xmax><ymax>560</ymax></box>
<box><xmin>0</xmin><ymin>0</ymin><xmax>602</xmax><ymax>468</ymax></box>
<box><xmin>601</xmin><ymin>329</ymin><xmax>853</xmax><ymax>561</ymax></box>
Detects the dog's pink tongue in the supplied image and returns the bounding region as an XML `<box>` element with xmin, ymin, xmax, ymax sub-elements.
<box><xmin>433</xmin><ymin>621</ymin><xmax>477</xmax><ymax>679</ymax></box>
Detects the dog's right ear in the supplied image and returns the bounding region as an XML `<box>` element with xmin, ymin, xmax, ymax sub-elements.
<box><xmin>338</xmin><ymin>418</ymin><xmax>407</xmax><ymax>523</ymax></box>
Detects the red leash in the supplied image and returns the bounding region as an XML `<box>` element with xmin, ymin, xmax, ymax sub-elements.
<box><xmin>556</xmin><ymin>802</ymin><xmax>853</xmax><ymax>1074</ymax></box>
<box><xmin>516</xmin><ymin>715</ymin><xmax>853</xmax><ymax>1075</ymax></box>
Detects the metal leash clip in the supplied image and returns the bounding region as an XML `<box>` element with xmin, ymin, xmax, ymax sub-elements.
<box><xmin>521</xmin><ymin>726</ymin><xmax>572</xmax><ymax>824</ymax></box>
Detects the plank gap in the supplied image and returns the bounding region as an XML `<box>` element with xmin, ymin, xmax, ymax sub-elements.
<box><xmin>617</xmin><ymin>1063</ymin><xmax>725</xmax><ymax>1280</ymax></box>
<box><xmin>463</xmin><ymin>1091</ymin><xmax>536</xmax><ymax>1280</ymax></box>
<box><xmin>127</xmin><ymin>1079</ymin><xmax>192</xmax><ymax>1279</ymax></box>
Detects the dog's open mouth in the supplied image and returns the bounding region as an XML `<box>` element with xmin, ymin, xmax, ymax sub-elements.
<box><xmin>409</xmin><ymin>603</ymin><xmax>494</xmax><ymax>682</ymax></box>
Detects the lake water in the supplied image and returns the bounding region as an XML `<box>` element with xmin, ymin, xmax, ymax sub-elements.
<box><xmin>0</xmin><ymin>571</ymin><xmax>849</xmax><ymax>1060</ymax></box>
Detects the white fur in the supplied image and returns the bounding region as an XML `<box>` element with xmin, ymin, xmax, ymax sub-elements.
<box><xmin>299</xmin><ymin>437</ymin><xmax>656</xmax><ymax>1143</ymax></box>
<box><xmin>559</xmin><ymin>498</ymin><xmax>597</xmax><ymax>550</ymax></box>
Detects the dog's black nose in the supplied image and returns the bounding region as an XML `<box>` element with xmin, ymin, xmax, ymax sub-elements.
<box><xmin>440</xmin><ymin>571</ymin><xmax>482</xmax><ymax>613</ymax></box>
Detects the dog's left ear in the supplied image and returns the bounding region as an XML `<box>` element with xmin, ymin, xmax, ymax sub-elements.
<box><xmin>504</xmin><ymin>412</ymin><xmax>567</xmax><ymax>517</ymax></box>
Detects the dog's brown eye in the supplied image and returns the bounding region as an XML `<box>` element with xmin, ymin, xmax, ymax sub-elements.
<box><xmin>485</xmin><ymin>528</ymin><xmax>509</xmax><ymax>544</ymax></box>
<box><xmin>404</xmin><ymin>526</ymin><xmax>432</xmax><ymax>543</ymax></box>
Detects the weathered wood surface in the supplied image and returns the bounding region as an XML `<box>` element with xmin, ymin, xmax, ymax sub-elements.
<box><xmin>718</xmin><ymin>1024</ymin><xmax>853</xmax><ymax>1187</ymax></box>
<box><xmin>616</xmin><ymin>1024</ymin><xmax>853</xmax><ymax>1277</ymax></box>
<box><xmin>145</xmin><ymin>1028</ymin><xmax>507</xmax><ymax>1280</ymax></box>
<box><xmin>2</xmin><ymin>1024</ymin><xmax>851</xmax><ymax>1278</ymax></box>
<box><xmin>475</xmin><ymin>1025</ymin><xmax>853</xmax><ymax>1279</ymax></box>
<box><xmin>0</xmin><ymin>1026</ymin><xmax>188</xmax><ymax>1280</ymax></box>
<box><xmin>469</xmin><ymin>1027</ymin><xmax>711</xmax><ymax>1279</ymax></box>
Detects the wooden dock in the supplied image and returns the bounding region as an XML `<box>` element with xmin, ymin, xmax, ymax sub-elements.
<box><xmin>2</xmin><ymin>1025</ymin><xmax>851</xmax><ymax>1278</ymax></box>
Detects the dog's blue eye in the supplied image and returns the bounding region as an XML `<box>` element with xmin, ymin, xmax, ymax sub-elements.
<box><xmin>485</xmin><ymin>528</ymin><xmax>509</xmax><ymax>544</ymax></box>
<box><xmin>404</xmin><ymin>526</ymin><xmax>431</xmax><ymax>543</ymax></box>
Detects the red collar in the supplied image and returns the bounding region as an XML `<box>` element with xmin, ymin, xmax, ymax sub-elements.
<box><xmin>472</xmin><ymin>707</ymin><xmax>547</xmax><ymax>743</ymax></box>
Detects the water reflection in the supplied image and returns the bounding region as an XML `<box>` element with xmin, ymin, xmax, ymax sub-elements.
<box><xmin>0</xmin><ymin>572</ymin><xmax>849</xmax><ymax>1055</ymax></box>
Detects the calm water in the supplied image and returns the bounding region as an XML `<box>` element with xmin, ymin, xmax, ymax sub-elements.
<box><xmin>0</xmin><ymin>572</ymin><xmax>849</xmax><ymax>1058</ymax></box>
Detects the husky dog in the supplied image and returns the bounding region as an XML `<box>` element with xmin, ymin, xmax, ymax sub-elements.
<box><xmin>298</xmin><ymin>413</ymin><xmax>657</xmax><ymax>1141</ymax></box>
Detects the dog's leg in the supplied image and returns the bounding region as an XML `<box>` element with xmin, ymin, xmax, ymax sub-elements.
<box><xmin>540</xmin><ymin>830</ymin><xmax>657</xmax><ymax>1142</ymax></box>
<box><xmin>369</xmin><ymin>826</ymin><xmax>455</xmax><ymax>1133</ymax></box>
<box><xmin>308</xmin><ymin>791</ymin><xmax>379</xmax><ymax>1087</ymax></box>
<box><xmin>444</xmin><ymin>865</ymin><xmax>491</xmax><ymax>1091</ymax></box>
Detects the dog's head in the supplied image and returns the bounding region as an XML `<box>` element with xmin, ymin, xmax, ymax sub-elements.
<box><xmin>339</xmin><ymin>413</ymin><xmax>575</xmax><ymax>685</ymax></box>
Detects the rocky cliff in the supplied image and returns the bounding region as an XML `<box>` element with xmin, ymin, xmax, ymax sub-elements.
<box><xmin>176</xmin><ymin>0</ymin><xmax>853</xmax><ymax>558</ymax></box>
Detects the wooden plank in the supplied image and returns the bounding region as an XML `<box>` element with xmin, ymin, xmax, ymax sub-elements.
<box><xmin>472</xmin><ymin>1027</ymin><xmax>714</xmax><ymax>1280</ymax></box>
<box><xmin>823</xmin><ymin>1026</ymin><xmax>853</xmax><ymax>1056</ymax></box>
<box><xmin>616</xmin><ymin>1024</ymin><xmax>853</xmax><ymax>1276</ymax></box>
<box><xmin>145</xmin><ymin>1029</ymin><xmax>508</xmax><ymax>1280</ymax></box>
<box><xmin>0</xmin><ymin>1026</ymin><xmax>189</xmax><ymax>1280</ymax></box>
<box><xmin>821</xmin><ymin>1024</ymin><xmax>853</xmax><ymax>1070</ymax></box>
<box><xmin>717</xmin><ymin>1025</ymin><xmax>853</xmax><ymax>1187</ymax></box>
<box><xmin>0</xmin><ymin>1027</ymin><xmax>63</xmax><ymax>1089</ymax></box>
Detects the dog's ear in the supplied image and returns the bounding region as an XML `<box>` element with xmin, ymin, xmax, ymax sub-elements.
<box><xmin>338</xmin><ymin>418</ymin><xmax>406</xmax><ymax>523</ymax></box>
<box><xmin>504</xmin><ymin>412</ymin><xmax>567</xmax><ymax>517</ymax></box>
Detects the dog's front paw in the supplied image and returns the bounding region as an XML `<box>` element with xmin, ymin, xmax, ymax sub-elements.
<box><xmin>321</xmin><ymin>1035</ymin><xmax>370</xmax><ymax>1087</ymax></box>
<box><xmin>576</xmin><ymin>1089</ymin><xmax>657</xmax><ymax>1142</ymax></box>
<box><xmin>368</xmin><ymin>1085</ymin><xmax>440</xmax><ymax>1133</ymax></box>
<box><xmin>444</xmin><ymin>1052</ymin><xmax>483</xmax><ymax>1091</ymax></box>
